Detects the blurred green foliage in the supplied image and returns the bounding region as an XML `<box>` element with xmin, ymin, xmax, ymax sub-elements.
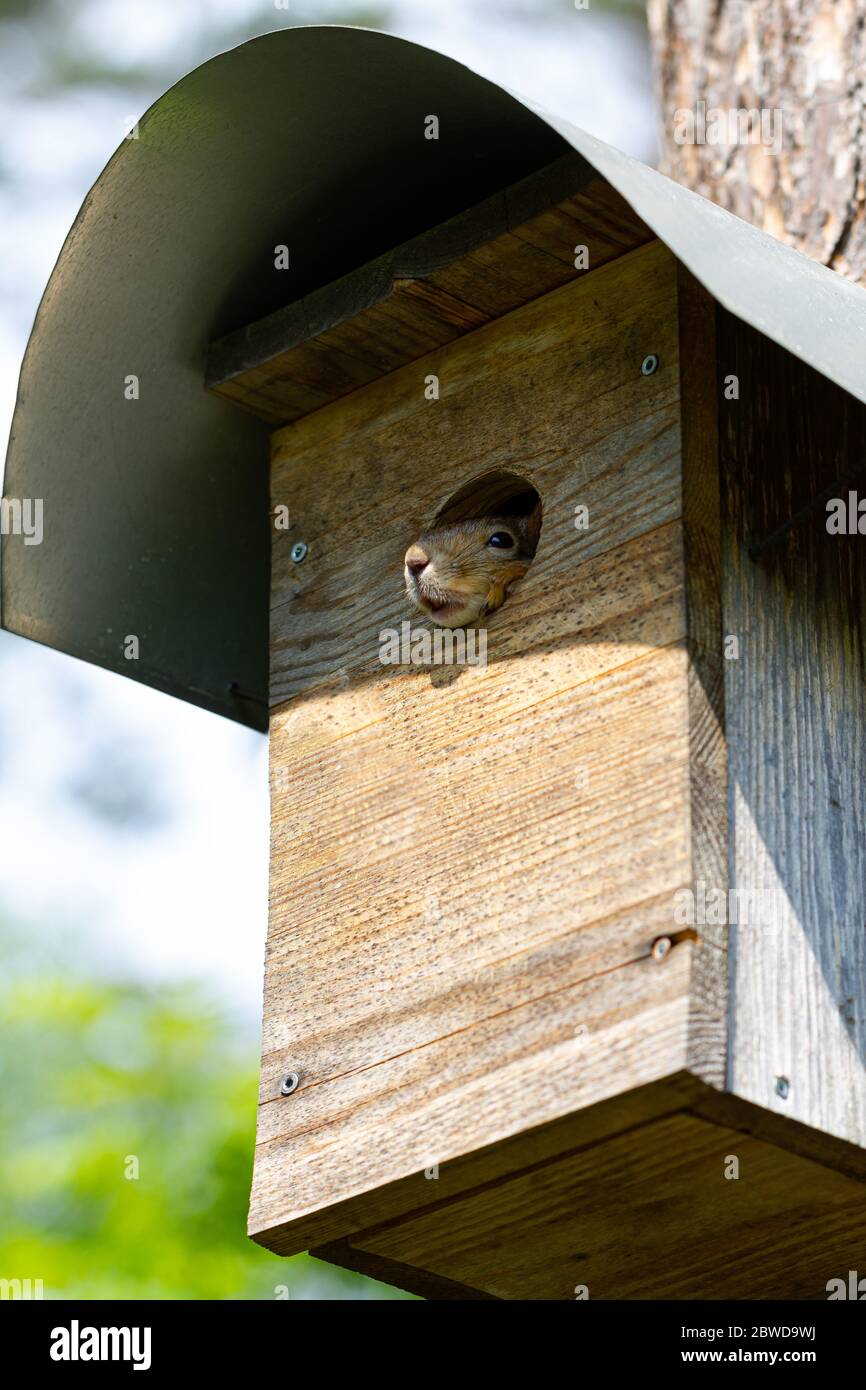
<box><xmin>0</xmin><ymin>923</ymin><xmax>412</xmax><ymax>1299</ymax></box>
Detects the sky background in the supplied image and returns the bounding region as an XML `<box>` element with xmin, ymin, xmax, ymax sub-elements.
<box><xmin>0</xmin><ymin>0</ymin><xmax>654</xmax><ymax>1027</ymax></box>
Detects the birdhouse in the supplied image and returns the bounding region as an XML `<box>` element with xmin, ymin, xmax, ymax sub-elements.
<box><xmin>5</xmin><ymin>28</ymin><xmax>866</xmax><ymax>1300</ymax></box>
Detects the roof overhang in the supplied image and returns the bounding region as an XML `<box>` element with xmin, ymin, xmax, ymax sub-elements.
<box><xmin>4</xmin><ymin>25</ymin><xmax>866</xmax><ymax>729</ymax></box>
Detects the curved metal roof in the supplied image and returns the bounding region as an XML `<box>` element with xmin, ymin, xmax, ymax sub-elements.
<box><xmin>4</xmin><ymin>25</ymin><xmax>866</xmax><ymax>729</ymax></box>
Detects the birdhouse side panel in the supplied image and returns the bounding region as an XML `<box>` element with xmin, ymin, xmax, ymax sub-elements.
<box><xmin>721</xmin><ymin>314</ymin><xmax>866</xmax><ymax>1149</ymax></box>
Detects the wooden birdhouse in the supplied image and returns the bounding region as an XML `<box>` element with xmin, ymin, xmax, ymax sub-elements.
<box><xmin>4</xmin><ymin>28</ymin><xmax>865</xmax><ymax>1300</ymax></box>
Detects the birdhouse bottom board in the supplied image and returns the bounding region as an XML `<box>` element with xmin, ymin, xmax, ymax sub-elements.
<box><xmin>243</xmin><ymin>234</ymin><xmax>866</xmax><ymax>1298</ymax></box>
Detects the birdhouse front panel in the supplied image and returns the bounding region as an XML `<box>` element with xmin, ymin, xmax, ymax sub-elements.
<box><xmin>251</xmin><ymin>239</ymin><xmax>721</xmax><ymax>1253</ymax></box>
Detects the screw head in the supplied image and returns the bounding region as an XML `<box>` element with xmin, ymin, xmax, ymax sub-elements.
<box><xmin>290</xmin><ymin>541</ymin><xmax>308</xmax><ymax>563</ymax></box>
<box><xmin>641</xmin><ymin>354</ymin><xmax>659</xmax><ymax>376</ymax></box>
<box><xmin>651</xmin><ymin>935</ymin><xmax>672</xmax><ymax>962</ymax></box>
<box><xmin>775</xmin><ymin>1075</ymin><xmax>790</xmax><ymax>1100</ymax></box>
<box><xmin>280</xmin><ymin>1072</ymin><xmax>300</xmax><ymax>1096</ymax></box>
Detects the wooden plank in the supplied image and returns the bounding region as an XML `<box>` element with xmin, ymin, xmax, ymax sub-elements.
<box><xmin>720</xmin><ymin>312</ymin><xmax>866</xmax><ymax>1148</ymax></box>
<box><xmin>310</xmin><ymin>1248</ymin><xmax>496</xmax><ymax>1301</ymax></box>
<box><xmin>688</xmin><ymin>1086</ymin><xmax>866</xmax><ymax>1186</ymax></box>
<box><xmin>509</xmin><ymin>179</ymin><xmax>654</xmax><ymax>268</ymax></box>
<box><xmin>263</xmin><ymin>646</ymin><xmax>692</xmax><ymax>1091</ymax></box>
<box><xmin>252</xmin><ymin>934</ymin><xmax>694</xmax><ymax>1247</ymax></box>
<box><xmin>677</xmin><ymin>266</ymin><xmax>728</xmax><ymax>1088</ymax></box>
<box><xmin>258</xmin><ymin>650</ymin><xmax>697</xmax><ymax>1239</ymax></box>
<box><xmin>253</xmin><ymin>1073</ymin><xmax>704</xmax><ymax>1257</ymax></box>
<box><xmin>269</xmin><ymin>240</ymin><xmax>683</xmax><ymax>704</ymax></box>
<box><xmin>207</xmin><ymin>154</ymin><xmax>651</xmax><ymax>426</ymax></box>
<box><xmin>321</xmin><ymin>1111</ymin><xmax>866</xmax><ymax>1299</ymax></box>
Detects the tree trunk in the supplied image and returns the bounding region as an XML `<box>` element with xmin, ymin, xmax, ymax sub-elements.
<box><xmin>646</xmin><ymin>0</ymin><xmax>866</xmax><ymax>285</ymax></box>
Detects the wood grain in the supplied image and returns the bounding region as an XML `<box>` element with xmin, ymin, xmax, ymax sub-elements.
<box><xmin>252</xmin><ymin>938</ymin><xmax>695</xmax><ymax>1245</ymax></box>
<box><xmin>249</xmin><ymin>242</ymin><xmax>731</xmax><ymax>1253</ymax></box>
<box><xmin>269</xmin><ymin>240</ymin><xmax>683</xmax><ymax>705</ymax></box>
<box><xmin>263</xmin><ymin>648</ymin><xmax>691</xmax><ymax>1091</ymax></box>
<box><xmin>720</xmin><ymin>312</ymin><xmax>866</xmax><ymax>1147</ymax></box>
<box><xmin>248</xmin><ymin>178</ymin><xmax>866</xmax><ymax>1284</ymax></box>
<box><xmin>254</xmin><ymin>1074</ymin><xmax>707</xmax><ymax>1258</ymax></box>
<box><xmin>677</xmin><ymin>266</ymin><xmax>728</xmax><ymax>1088</ymax></box>
<box><xmin>317</xmin><ymin>1110</ymin><xmax>866</xmax><ymax>1299</ymax></box>
<box><xmin>207</xmin><ymin>156</ymin><xmax>651</xmax><ymax>426</ymax></box>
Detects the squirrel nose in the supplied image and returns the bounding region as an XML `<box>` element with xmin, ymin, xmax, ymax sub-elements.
<box><xmin>405</xmin><ymin>546</ymin><xmax>429</xmax><ymax>577</ymax></box>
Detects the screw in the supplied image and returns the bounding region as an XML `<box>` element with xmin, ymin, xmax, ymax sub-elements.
<box><xmin>775</xmin><ymin>1075</ymin><xmax>790</xmax><ymax>1100</ymax></box>
<box><xmin>280</xmin><ymin>1072</ymin><xmax>300</xmax><ymax>1096</ymax></box>
<box><xmin>290</xmin><ymin>541</ymin><xmax>308</xmax><ymax>563</ymax></box>
<box><xmin>641</xmin><ymin>354</ymin><xmax>659</xmax><ymax>376</ymax></box>
<box><xmin>651</xmin><ymin>935</ymin><xmax>672</xmax><ymax>962</ymax></box>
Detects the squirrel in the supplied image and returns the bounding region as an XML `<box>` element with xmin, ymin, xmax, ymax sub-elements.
<box><xmin>404</xmin><ymin>505</ymin><xmax>541</xmax><ymax>628</ymax></box>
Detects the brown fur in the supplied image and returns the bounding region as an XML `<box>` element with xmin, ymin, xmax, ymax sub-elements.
<box><xmin>404</xmin><ymin>507</ymin><xmax>541</xmax><ymax>628</ymax></box>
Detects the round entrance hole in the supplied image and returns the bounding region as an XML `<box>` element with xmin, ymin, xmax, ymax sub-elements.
<box><xmin>404</xmin><ymin>471</ymin><xmax>542</xmax><ymax>628</ymax></box>
<box><xmin>434</xmin><ymin>469</ymin><xmax>542</xmax><ymax>531</ymax></box>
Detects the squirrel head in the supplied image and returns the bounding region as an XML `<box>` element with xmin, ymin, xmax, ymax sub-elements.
<box><xmin>404</xmin><ymin>506</ymin><xmax>541</xmax><ymax>628</ymax></box>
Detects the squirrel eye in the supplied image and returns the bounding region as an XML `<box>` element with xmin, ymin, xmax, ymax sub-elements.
<box><xmin>487</xmin><ymin>531</ymin><xmax>515</xmax><ymax>549</ymax></box>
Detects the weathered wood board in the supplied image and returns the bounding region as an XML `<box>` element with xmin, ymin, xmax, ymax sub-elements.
<box><xmin>206</xmin><ymin>154</ymin><xmax>651</xmax><ymax>426</ymax></box>
<box><xmin>720</xmin><ymin>314</ymin><xmax>866</xmax><ymax>1148</ymax></box>
<box><xmin>313</xmin><ymin>1101</ymin><xmax>866</xmax><ymax>1299</ymax></box>
<box><xmin>251</xmin><ymin>241</ymin><xmax>728</xmax><ymax>1253</ymax></box>
<box><xmin>678</xmin><ymin>269</ymin><xmax>728</xmax><ymax>1079</ymax></box>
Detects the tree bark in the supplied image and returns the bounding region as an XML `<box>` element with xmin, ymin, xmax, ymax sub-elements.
<box><xmin>647</xmin><ymin>0</ymin><xmax>866</xmax><ymax>284</ymax></box>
